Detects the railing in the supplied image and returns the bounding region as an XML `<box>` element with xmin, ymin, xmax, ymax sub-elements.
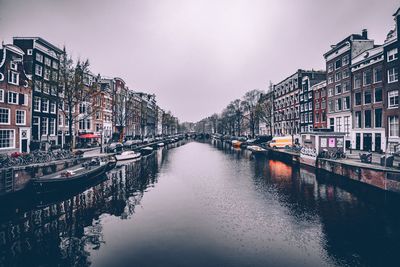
<box><xmin>0</xmin><ymin>149</ymin><xmax>74</xmax><ymax>169</ymax></box>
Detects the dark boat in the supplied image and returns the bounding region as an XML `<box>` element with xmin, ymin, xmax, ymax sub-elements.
<box><xmin>32</xmin><ymin>158</ymin><xmax>112</xmax><ymax>193</ymax></box>
<box><xmin>140</xmin><ymin>146</ymin><xmax>153</xmax><ymax>156</ymax></box>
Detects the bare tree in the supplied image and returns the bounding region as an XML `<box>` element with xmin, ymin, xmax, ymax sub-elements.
<box><xmin>241</xmin><ymin>89</ymin><xmax>263</xmax><ymax>138</ymax></box>
<box><xmin>59</xmin><ymin>48</ymin><xmax>100</xmax><ymax>149</ymax></box>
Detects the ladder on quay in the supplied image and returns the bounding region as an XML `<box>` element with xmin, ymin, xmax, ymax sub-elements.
<box><xmin>2</xmin><ymin>168</ymin><xmax>14</xmax><ymax>193</ymax></box>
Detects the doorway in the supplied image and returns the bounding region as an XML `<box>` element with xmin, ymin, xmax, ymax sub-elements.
<box><xmin>356</xmin><ymin>133</ymin><xmax>361</xmax><ymax>150</ymax></box>
<box><xmin>363</xmin><ymin>133</ymin><xmax>372</xmax><ymax>151</ymax></box>
<box><xmin>375</xmin><ymin>133</ymin><xmax>381</xmax><ymax>152</ymax></box>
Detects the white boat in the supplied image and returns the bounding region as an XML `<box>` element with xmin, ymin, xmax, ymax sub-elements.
<box><xmin>115</xmin><ymin>151</ymin><xmax>141</xmax><ymax>161</ymax></box>
<box><xmin>157</xmin><ymin>142</ymin><xmax>165</xmax><ymax>147</ymax></box>
<box><xmin>247</xmin><ymin>145</ymin><xmax>267</xmax><ymax>155</ymax></box>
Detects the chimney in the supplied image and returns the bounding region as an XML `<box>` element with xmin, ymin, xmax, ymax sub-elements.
<box><xmin>362</xmin><ymin>29</ymin><xmax>368</xmax><ymax>39</ymax></box>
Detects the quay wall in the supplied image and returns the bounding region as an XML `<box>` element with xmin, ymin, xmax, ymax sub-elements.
<box><xmin>265</xmin><ymin>147</ymin><xmax>400</xmax><ymax>194</ymax></box>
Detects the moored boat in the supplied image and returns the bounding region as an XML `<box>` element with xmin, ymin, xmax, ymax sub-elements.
<box><xmin>115</xmin><ymin>151</ymin><xmax>141</xmax><ymax>161</ymax></box>
<box><xmin>247</xmin><ymin>145</ymin><xmax>267</xmax><ymax>155</ymax></box>
<box><xmin>232</xmin><ymin>140</ymin><xmax>242</xmax><ymax>148</ymax></box>
<box><xmin>157</xmin><ymin>142</ymin><xmax>165</xmax><ymax>147</ymax></box>
<box><xmin>140</xmin><ymin>146</ymin><xmax>153</xmax><ymax>156</ymax></box>
<box><xmin>32</xmin><ymin>158</ymin><xmax>110</xmax><ymax>193</ymax></box>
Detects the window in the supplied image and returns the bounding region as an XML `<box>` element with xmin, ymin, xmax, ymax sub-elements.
<box><xmin>0</xmin><ymin>108</ymin><xmax>10</xmax><ymax>124</ymax></box>
<box><xmin>321</xmin><ymin>89</ymin><xmax>326</xmax><ymax>97</ymax></box>
<box><xmin>343</xmin><ymin>69</ymin><xmax>350</xmax><ymax>79</ymax></box>
<box><xmin>388</xmin><ymin>91</ymin><xmax>399</xmax><ymax>108</ymax></box>
<box><xmin>343</xmin><ymin>81</ymin><xmax>350</xmax><ymax>92</ymax></box>
<box><xmin>44</xmin><ymin>57</ymin><xmax>51</xmax><ymax>66</ymax></box>
<box><xmin>364</xmin><ymin>90</ymin><xmax>372</xmax><ymax>104</ymax></box>
<box><xmin>315</xmin><ymin>100</ymin><xmax>320</xmax><ymax>109</ymax></box>
<box><xmin>335</xmin><ymin>58</ymin><xmax>342</xmax><ymax>69</ymax></box>
<box><xmin>34</xmin><ymin>97</ymin><xmax>41</xmax><ymax>111</ymax></box>
<box><xmin>354</xmin><ymin>74</ymin><xmax>362</xmax><ymax>88</ymax></box>
<box><xmin>388</xmin><ymin>68</ymin><xmax>398</xmax><ymax>83</ymax></box>
<box><xmin>342</xmin><ymin>55</ymin><xmax>349</xmax><ymax>65</ymax></box>
<box><xmin>35</xmin><ymin>65</ymin><xmax>43</xmax><ymax>76</ymax></box>
<box><xmin>41</xmin><ymin>117</ymin><xmax>48</xmax><ymax>135</ymax></box>
<box><xmin>335</xmin><ymin>98</ymin><xmax>342</xmax><ymax>111</ymax></box>
<box><xmin>43</xmin><ymin>82</ymin><xmax>50</xmax><ymax>94</ymax></box>
<box><xmin>344</xmin><ymin>96</ymin><xmax>350</xmax><ymax>110</ymax></box>
<box><xmin>374</xmin><ymin>88</ymin><xmax>382</xmax><ymax>102</ymax></box>
<box><xmin>58</xmin><ymin>114</ymin><xmax>63</xmax><ymax>127</ymax></box>
<box><xmin>355</xmin><ymin>111</ymin><xmax>362</xmax><ymax>128</ymax></box>
<box><xmin>373</xmin><ymin>67</ymin><xmax>382</xmax><ymax>83</ymax></box>
<box><xmin>344</xmin><ymin>116</ymin><xmax>350</xmax><ymax>133</ymax></box>
<box><xmin>36</xmin><ymin>53</ymin><xmax>43</xmax><ymax>62</ymax></box>
<box><xmin>41</xmin><ymin>98</ymin><xmax>49</xmax><ymax>112</ymax></box>
<box><xmin>321</xmin><ymin>100</ymin><xmax>326</xmax><ymax>109</ymax></box>
<box><xmin>16</xmin><ymin>110</ymin><xmax>26</xmax><ymax>125</ymax></box>
<box><xmin>8</xmin><ymin>71</ymin><xmax>19</xmax><ymax>85</ymax></box>
<box><xmin>328</xmin><ymin>76</ymin><xmax>334</xmax><ymax>84</ymax></box>
<box><xmin>363</xmin><ymin>70</ymin><xmax>372</xmax><ymax>85</ymax></box>
<box><xmin>389</xmin><ymin>116</ymin><xmax>399</xmax><ymax>137</ymax></box>
<box><xmin>328</xmin><ymin>63</ymin><xmax>333</xmax><ymax>73</ymax></box>
<box><xmin>365</xmin><ymin>110</ymin><xmax>372</xmax><ymax>128</ymax></box>
<box><xmin>375</xmin><ymin>109</ymin><xmax>382</xmax><ymax>128</ymax></box>
<box><xmin>44</xmin><ymin>68</ymin><xmax>50</xmax><ymax>80</ymax></box>
<box><xmin>387</xmin><ymin>48</ymin><xmax>398</xmax><ymax>62</ymax></box>
<box><xmin>34</xmin><ymin>80</ymin><xmax>42</xmax><ymax>91</ymax></box>
<box><xmin>328</xmin><ymin>100</ymin><xmax>334</xmax><ymax>112</ymax></box>
<box><xmin>336</xmin><ymin>117</ymin><xmax>342</xmax><ymax>132</ymax></box>
<box><xmin>51</xmin><ymin>85</ymin><xmax>57</xmax><ymax>95</ymax></box>
<box><xmin>52</xmin><ymin>61</ymin><xmax>59</xmax><ymax>69</ymax></box>
<box><xmin>328</xmin><ymin>88</ymin><xmax>334</xmax><ymax>97</ymax></box>
<box><xmin>7</xmin><ymin>91</ymin><xmax>18</xmax><ymax>104</ymax></box>
<box><xmin>0</xmin><ymin>89</ymin><xmax>3</xmax><ymax>102</ymax></box>
<box><xmin>0</xmin><ymin>130</ymin><xmax>15</xmax><ymax>149</ymax></box>
<box><xmin>335</xmin><ymin>72</ymin><xmax>342</xmax><ymax>82</ymax></box>
<box><xmin>10</xmin><ymin>61</ymin><xmax>18</xmax><ymax>70</ymax></box>
<box><xmin>315</xmin><ymin>113</ymin><xmax>319</xmax><ymax>122</ymax></box>
<box><xmin>49</xmin><ymin>118</ymin><xmax>55</xmax><ymax>135</ymax></box>
<box><xmin>52</xmin><ymin>71</ymin><xmax>58</xmax><ymax>81</ymax></box>
<box><xmin>355</xmin><ymin>92</ymin><xmax>362</xmax><ymax>106</ymax></box>
<box><xmin>27</xmin><ymin>49</ymin><xmax>33</xmax><ymax>55</ymax></box>
<box><xmin>335</xmin><ymin>84</ymin><xmax>342</xmax><ymax>95</ymax></box>
<box><xmin>50</xmin><ymin>101</ymin><xmax>56</xmax><ymax>114</ymax></box>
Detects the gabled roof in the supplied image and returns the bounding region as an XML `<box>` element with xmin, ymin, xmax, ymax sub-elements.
<box><xmin>323</xmin><ymin>33</ymin><xmax>369</xmax><ymax>58</ymax></box>
<box><xmin>13</xmin><ymin>37</ymin><xmax>63</xmax><ymax>54</ymax></box>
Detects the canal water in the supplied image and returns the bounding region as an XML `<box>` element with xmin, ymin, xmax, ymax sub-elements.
<box><xmin>1</xmin><ymin>140</ymin><xmax>400</xmax><ymax>267</ymax></box>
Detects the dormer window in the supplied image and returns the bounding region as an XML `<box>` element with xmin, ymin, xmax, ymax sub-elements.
<box><xmin>10</xmin><ymin>61</ymin><xmax>18</xmax><ymax>71</ymax></box>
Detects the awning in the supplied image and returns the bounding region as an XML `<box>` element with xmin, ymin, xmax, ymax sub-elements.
<box><xmin>79</xmin><ymin>133</ymin><xmax>100</xmax><ymax>139</ymax></box>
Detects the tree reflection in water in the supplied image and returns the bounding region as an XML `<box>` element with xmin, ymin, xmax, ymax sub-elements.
<box><xmin>0</xmin><ymin>148</ymin><xmax>167</xmax><ymax>267</ymax></box>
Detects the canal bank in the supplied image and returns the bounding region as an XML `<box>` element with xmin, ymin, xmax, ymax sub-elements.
<box><xmin>262</xmin><ymin>146</ymin><xmax>400</xmax><ymax>194</ymax></box>
<box><xmin>1</xmin><ymin>141</ymin><xmax>400</xmax><ymax>267</ymax></box>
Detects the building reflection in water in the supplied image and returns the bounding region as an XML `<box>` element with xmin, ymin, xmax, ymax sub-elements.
<box><xmin>0</xmin><ymin>149</ymin><xmax>166</xmax><ymax>267</ymax></box>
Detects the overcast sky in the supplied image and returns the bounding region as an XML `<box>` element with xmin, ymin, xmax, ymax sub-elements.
<box><xmin>0</xmin><ymin>0</ymin><xmax>399</xmax><ymax>122</ymax></box>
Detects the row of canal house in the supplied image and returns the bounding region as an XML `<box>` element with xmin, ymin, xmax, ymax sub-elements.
<box><xmin>0</xmin><ymin>37</ymin><xmax>180</xmax><ymax>154</ymax></box>
<box><xmin>270</xmin><ymin>8</ymin><xmax>400</xmax><ymax>153</ymax></box>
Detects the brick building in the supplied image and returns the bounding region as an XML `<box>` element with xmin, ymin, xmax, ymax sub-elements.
<box><xmin>383</xmin><ymin>9</ymin><xmax>400</xmax><ymax>152</ymax></box>
<box><xmin>312</xmin><ymin>81</ymin><xmax>328</xmax><ymax>130</ymax></box>
<box><xmin>0</xmin><ymin>44</ymin><xmax>32</xmax><ymax>153</ymax></box>
<box><xmin>323</xmin><ymin>30</ymin><xmax>374</xmax><ymax>149</ymax></box>
<box><xmin>351</xmin><ymin>46</ymin><xmax>385</xmax><ymax>152</ymax></box>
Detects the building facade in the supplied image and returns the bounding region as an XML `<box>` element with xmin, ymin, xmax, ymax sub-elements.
<box><xmin>312</xmin><ymin>81</ymin><xmax>328</xmax><ymax>130</ymax></box>
<box><xmin>299</xmin><ymin>71</ymin><xmax>326</xmax><ymax>133</ymax></box>
<box><xmin>13</xmin><ymin>37</ymin><xmax>62</xmax><ymax>150</ymax></box>
<box><xmin>351</xmin><ymin>46</ymin><xmax>385</xmax><ymax>152</ymax></box>
<box><xmin>323</xmin><ymin>30</ymin><xmax>374</xmax><ymax>148</ymax></box>
<box><xmin>0</xmin><ymin>44</ymin><xmax>32</xmax><ymax>153</ymax></box>
<box><xmin>383</xmin><ymin>9</ymin><xmax>400</xmax><ymax>152</ymax></box>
